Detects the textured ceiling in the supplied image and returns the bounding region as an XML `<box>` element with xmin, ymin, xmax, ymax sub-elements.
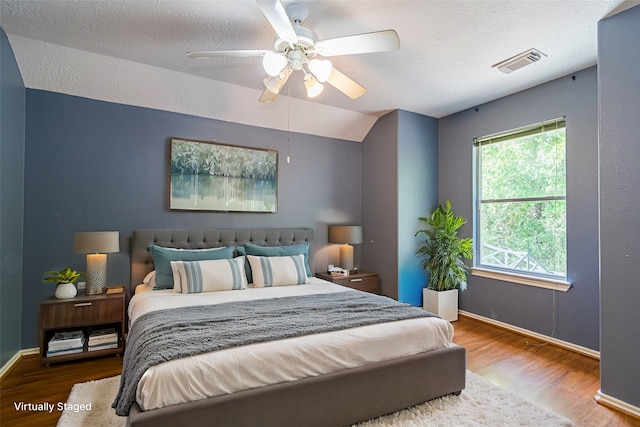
<box><xmin>1</xmin><ymin>0</ymin><xmax>636</xmax><ymax>141</ymax></box>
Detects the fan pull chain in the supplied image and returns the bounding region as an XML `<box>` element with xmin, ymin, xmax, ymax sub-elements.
<box><xmin>286</xmin><ymin>84</ymin><xmax>291</xmax><ymax>164</ymax></box>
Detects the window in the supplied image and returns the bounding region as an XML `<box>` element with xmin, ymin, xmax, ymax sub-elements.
<box><xmin>473</xmin><ymin>118</ymin><xmax>568</xmax><ymax>288</ymax></box>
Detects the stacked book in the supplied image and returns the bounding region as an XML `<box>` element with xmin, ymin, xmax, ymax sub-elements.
<box><xmin>88</xmin><ymin>328</ymin><xmax>118</xmax><ymax>352</ymax></box>
<box><xmin>47</xmin><ymin>330</ymin><xmax>85</xmax><ymax>357</ymax></box>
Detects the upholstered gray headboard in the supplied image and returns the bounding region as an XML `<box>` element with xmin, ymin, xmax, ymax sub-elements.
<box><xmin>130</xmin><ymin>228</ymin><xmax>315</xmax><ymax>293</ymax></box>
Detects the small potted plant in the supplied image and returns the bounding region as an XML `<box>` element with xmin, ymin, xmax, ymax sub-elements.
<box><xmin>44</xmin><ymin>267</ymin><xmax>84</xmax><ymax>299</ymax></box>
<box><xmin>415</xmin><ymin>200</ymin><xmax>473</xmax><ymax>321</ymax></box>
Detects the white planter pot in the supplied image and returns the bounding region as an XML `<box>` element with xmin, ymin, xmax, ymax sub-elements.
<box><xmin>55</xmin><ymin>282</ymin><xmax>78</xmax><ymax>299</ymax></box>
<box><xmin>423</xmin><ymin>288</ymin><xmax>458</xmax><ymax>322</ymax></box>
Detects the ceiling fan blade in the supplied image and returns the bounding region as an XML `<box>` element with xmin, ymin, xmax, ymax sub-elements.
<box><xmin>258</xmin><ymin>88</ymin><xmax>279</xmax><ymax>103</ymax></box>
<box><xmin>256</xmin><ymin>0</ymin><xmax>297</xmax><ymax>45</ymax></box>
<box><xmin>326</xmin><ymin>68</ymin><xmax>366</xmax><ymax>99</ymax></box>
<box><xmin>187</xmin><ymin>50</ymin><xmax>268</xmax><ymax>59</ymax></box>
<box><xmin>315</xmin><ymin>30</ymin><xmax>400</xmax><ymax>57</ymax></box>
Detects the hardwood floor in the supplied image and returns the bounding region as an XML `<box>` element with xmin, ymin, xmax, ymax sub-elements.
<box><xmin>453</xmin><ymin>315</ymin><xmax>640</xmax><ymax>427</ymax></box>
<box><xmin>0</xmin><ymin>355</ymin><xmax>122</xmax><ymax>427</ymax></box>
<box><xmin>1</xmin><ymin>316</ymin><xmax>638</xmax><ymax>426</ymax></box>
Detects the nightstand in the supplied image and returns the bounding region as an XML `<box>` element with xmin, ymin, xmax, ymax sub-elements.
<box><xmin>315</xmin><ymin>271</ymin><xmax>379</xmax><ymax>294</ymax></box>
<box><xmin>39</xmin><ymin>290</ymin><xmax>125</xmax><ymax>365</ymax></box>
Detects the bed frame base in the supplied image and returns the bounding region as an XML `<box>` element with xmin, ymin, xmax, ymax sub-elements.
<box><xmin>127</xmin><ymin>345</ymin><xmax>466</xmax><ymax>427</ymax></box>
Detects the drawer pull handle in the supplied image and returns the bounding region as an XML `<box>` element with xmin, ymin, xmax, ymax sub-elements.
<box><xmin>74</xmin><ymin>303</ymin><xmax>92</xmax><ymax>307</ymax></box>
<box><xmin>349</xmin><ymin>278</ymin><xmax>363</xmax><ymax>282</ymax></box>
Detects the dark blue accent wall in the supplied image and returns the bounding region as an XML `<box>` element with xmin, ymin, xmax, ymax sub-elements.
<box><xmin>598</xmin><ymin>4</ymin><xmax>640</xmax><ymax>408</ymax></box>
<box><xmin>22</xmin><ymin>90</ymin><xmax>362</xmax><ymax>348</ymax></box>
<box><xmin>439</xmin><ymin>66</ymin><xmax>600</xmax><ymax>350</ymax></box>
<box><xmin>1</xmin><ymin>28</ymin><xmax>26</xmax><ymax>366</ymax></box>
<box><xmin>397</xmin><ymin>110</ymin><xmax>438</xmax><ymax>306</ymax></box>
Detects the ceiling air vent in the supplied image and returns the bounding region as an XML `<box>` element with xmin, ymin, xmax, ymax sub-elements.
<box><xmin>492</xmin><ymin>48</ymin><xmax>547</xmax><ymax>74</ymax></box>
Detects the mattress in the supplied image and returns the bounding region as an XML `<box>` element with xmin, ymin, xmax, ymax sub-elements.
<box><xmin>128</xmin><ymin>278</ymin><xmax>454</xmax><ymax>412</ymax></box>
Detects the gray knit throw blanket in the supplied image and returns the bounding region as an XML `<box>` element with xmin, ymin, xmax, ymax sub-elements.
<box><xmin>113</xmin><ymin>290</ymin><xmax>435</xmax><ymax>416</ymax></box>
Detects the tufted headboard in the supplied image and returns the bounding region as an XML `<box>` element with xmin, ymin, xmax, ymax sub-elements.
<box><xmin>130</xmin><ymin>228</ymin><xmax>315</xmax><ymax>293</ymax></box>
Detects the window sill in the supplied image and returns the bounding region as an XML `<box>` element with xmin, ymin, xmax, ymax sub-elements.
<box><xmin>471</xmin><ymin>267</ymin><xmax>571</xmax><ymax>292</ymax></box>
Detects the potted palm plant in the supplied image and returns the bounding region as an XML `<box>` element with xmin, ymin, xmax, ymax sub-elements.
<box><xmin>415</xmin><ymin>200</ymin><xmax>473</xmax><ymax>321</ymax></box>
<box><xmin>44</xmin><ymin>267</ymin><xmax>84</xmax><ymax>299</ymax></box>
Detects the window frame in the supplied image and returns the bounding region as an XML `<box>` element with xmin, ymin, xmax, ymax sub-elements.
<box><xmin>472</xmin><ymin>118</ymin><xmax>571</xmax><ymax>292</ymax></box>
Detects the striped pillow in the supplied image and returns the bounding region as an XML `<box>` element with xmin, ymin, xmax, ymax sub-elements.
<box><xmin>247</xmin><ymin>254</ymin><xmax>310</xmax><ymax>287</ymax></box>
<box><xmin>170</xmin><ymin>257</ymin><xmax>247</xmax><ymax>294</ymax></box>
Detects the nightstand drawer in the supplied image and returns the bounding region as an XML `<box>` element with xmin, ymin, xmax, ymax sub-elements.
<box><xmin>316</xmin><ymin>272</ymin><xmax>379</xmax><ymax>294</ymax></box>
<box><xmin>41</xmin><ymin>297</ymin><xmax>122</xmax><ymax>329</ymax></box>
<box><xmin>332</xmin><ymin>276</ymin><xmax>378</xmax><ymax>293</ymax></box>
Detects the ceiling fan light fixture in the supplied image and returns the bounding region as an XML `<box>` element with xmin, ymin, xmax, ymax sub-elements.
<box><xmin>263</xmin><ymin>76</ymin><xmax>284</xmax><ymax>94</ymax></box>
<box><xmin>308</xmin><ymin>59</ymin><xmax>333</xmax><ymax>82</ymax></box>
<box><xmin>263</xmin><ymin>67</ymin><xmax>292</xmax><ymax>95</ymax></box>
<box><xmin>263</xmin><ymin>51</ymin><xmax>288</xmax><ymax>76</ymax></box>
<box><xmin>188</xmin><ymin>0</ymin><xmax>399</xmax><ymax>104</ymax></box>
<box><xmin>304</xmin><ymin>74</ymin><xmax>324</xmax><ymax>98</ymax></box>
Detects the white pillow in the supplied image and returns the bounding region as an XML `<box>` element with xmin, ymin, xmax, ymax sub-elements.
<box><xmin>135</xmin><ymin>284</ymin><xmax>153</xmax><ymax>295</ymax></box>
<box><xmin>247</xmin><ymin>254</ymin><xmax>310</xmax><ymax>287</ymax></box>
<box><xmin>170</xmin><ymin>257</ymin><xmax>247</xmax><ymax>294</ymax></box>
<box><xmin>143</xmin><ymin>270</ymin><xmax>156</xmax><ymax>288</ymax></box>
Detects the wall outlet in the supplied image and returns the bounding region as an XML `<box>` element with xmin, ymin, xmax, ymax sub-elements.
<box><xmin>77</xmin><ymin>281</ymin><xmax>85</xmax><ymax>290</ymax></box>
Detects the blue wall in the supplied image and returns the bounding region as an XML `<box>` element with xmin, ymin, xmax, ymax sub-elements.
<box><xmin>361</xmin><ymin>110</ymin><xmax>439</xmax><ymax>303</ymax></box>
<box><xmin>439</xmin><ymin>66</ymin><xmax>600</xmax><ymax>350</ymax></box>
<box><xmin>397</xmin><ymin>110</ymin><xmax>438</xmax><ymax>306</ymax></box>
<box><xmin>598</xmin><ymin>4</ymin><xmax>640</xmax><ymax>407</ymax></box>
<box><xmin>21</xmin><ymin>90</ymin><xmax>362</xmax><ymax>348</ymax></box>
<box><xmin>0</xmin><ymin>28</ymin><xmax>26</xmax><ymax>366</ymax></box>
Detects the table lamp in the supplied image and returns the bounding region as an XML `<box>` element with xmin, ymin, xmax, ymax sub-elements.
<box><xmin>74</xmin><ymin>231</ymin><xmax>120</xmax><ymax>295</ymax></box>
<box><xmin>328</xmin><ymin>225</ymin><xmax>363</xmax><ymax>273</ymax></box>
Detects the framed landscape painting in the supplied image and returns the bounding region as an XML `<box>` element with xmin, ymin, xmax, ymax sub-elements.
<box><xmin>169</xmin><ymin>138</ymin><xmax>278</xmax><ymax>213</ymax></box>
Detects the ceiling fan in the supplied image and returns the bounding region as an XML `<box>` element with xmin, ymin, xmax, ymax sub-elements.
<box><xmin>187</xmin><ymin>0</ymin><xmax>400</xmax><ymax>102</ymax></box>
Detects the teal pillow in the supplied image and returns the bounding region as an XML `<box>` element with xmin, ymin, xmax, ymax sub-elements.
<box><xmin>243</xmin><ymin>242</ymin><xmax>312</xmax><ymax>277</ymax></box>
<box><xmin>150</xmin><ymin>245</ymin><xmax>234</xmax><ymax>289</ymax></box>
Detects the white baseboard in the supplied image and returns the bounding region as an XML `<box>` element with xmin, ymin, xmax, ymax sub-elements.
<box><xmin>0</xmin><ymin>347</ymin><xmax>39</xmax><ymax>379</ymax></box>
<box><xmin>458</xmin><ymin>310</ymin><xmax>600</xmax><ymax>359</ymax></box>
<box><xmin>595</xmin><ymin>390</ymin><xmax>640</xmax><ymax>418</ymax></box>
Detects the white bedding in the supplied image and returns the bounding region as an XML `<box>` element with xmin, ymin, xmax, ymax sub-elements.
<box><xmin>129</xmin><ymin>278</ymin><xmax>454</xmax><ymax>412</ymax></box>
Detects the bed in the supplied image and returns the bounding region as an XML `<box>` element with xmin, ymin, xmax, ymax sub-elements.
<box><xmin>119</xmin><ymin>228</ymin><xmax>466</xmax><ymax>427</ymax></box>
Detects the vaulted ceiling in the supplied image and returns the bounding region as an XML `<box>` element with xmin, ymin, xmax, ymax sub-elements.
<box><xmin>1</xmin><ymin>0</ymin><xmax>634</xmax><ymax>141</ymax></box>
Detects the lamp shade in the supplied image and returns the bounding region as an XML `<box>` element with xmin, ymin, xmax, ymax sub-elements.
<box><xmin>74</xmin><ymin>231</ymin><xmax>120</xmax><ymax>254</ymax></box>
<box><xmin>263</xmin><ymin>68</ymin><xmax>292</xmax><ymax>95</ymax></box>
<box><xmin>328</xmin><ymin>226</ymin><xmax>363</xmax><ymax>245</ymax></box>
<box><xmin>263</xmin><ymin>76</ymin><xmax>286</xmax><ymax>95</ymax></box>
<box><xmin>262</xmin><ymin>51</ymin><xmax>288</xmax><ymax>76</ymax></box>
<box><xmin>308</xmin><ymin>59</ymin><xmax>333</xmax><ymax>83</ymax></box>
<box><xmin>304</xmin><ymin>75</ymin><xmax>324</xmax><ymax>98</ymax></box>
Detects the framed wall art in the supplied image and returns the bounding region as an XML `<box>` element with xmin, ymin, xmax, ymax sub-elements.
<box><xmin>169</xmin><ymin>138</ymin><xmax>278</xmax><ymax>213</ymax></box>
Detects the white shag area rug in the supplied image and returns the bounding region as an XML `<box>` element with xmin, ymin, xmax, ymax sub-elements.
<box><xmin>58</xmin><ymin>371</ymin><xmax>572</xmax><ymax>427</ymax></box>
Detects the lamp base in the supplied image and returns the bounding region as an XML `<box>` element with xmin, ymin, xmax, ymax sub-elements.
<box><xmin>339</xmin><ymin>244</ymin><xmax>354</xmax><ymax>272</ymax></box>
<box><xmin>86</xmin><ymin>253</ymin><xmax>107</xmax><ymax>295</ymax></box>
